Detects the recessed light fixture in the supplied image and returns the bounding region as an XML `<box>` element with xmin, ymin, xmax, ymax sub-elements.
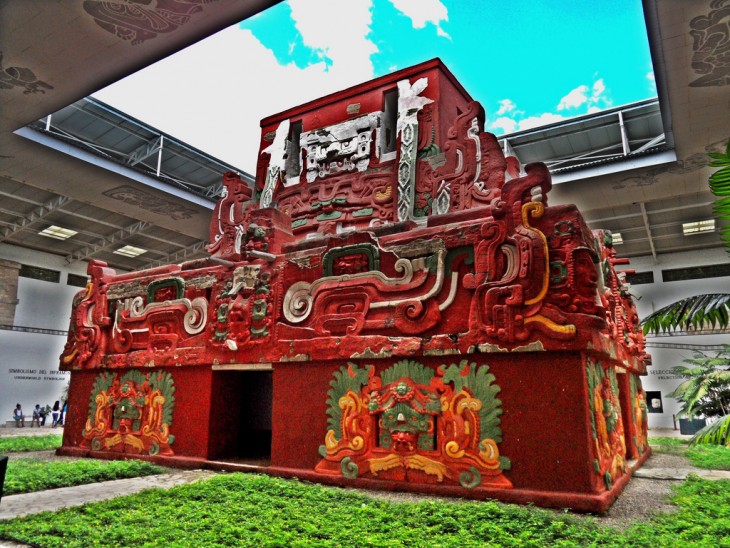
<box><xmin>682</xmin><ymin>219</ymin><xmax>715</xmax><ymax>235</ymax></box>
<box><xmin>113</xmin><ymin>245</ymin><xmax>147</xmax><ymax>258</ymax></box>
<box><xmin>612</xmin><ymin>232</ymin><xmax>623</xmax><ymax>245</ymax></box>
<box><xmin>38</xmin><ymin>225</ymin><xmax>78</xmax><ymax>240</ymax></box>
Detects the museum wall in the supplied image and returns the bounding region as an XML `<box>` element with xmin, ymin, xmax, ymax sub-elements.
<box><xmin>629</xmin><ymin>247</ymin><xmax>730</xmax><ymax>429</ymax></box>
<box><xmin>0</xmin><ymin>243</ymin><xmax>87</xmax><ymax>417</ymax></box>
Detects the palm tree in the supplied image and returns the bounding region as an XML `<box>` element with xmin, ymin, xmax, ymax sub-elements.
<box><xmin>668</xmin><ymin>345</ymin><xmax>730</xmax><ymax>447</ymax></box>
<box><xmin>669</xmin><ymin>346</ymin><xmax>730</xmax><ymax>420</ymax></box>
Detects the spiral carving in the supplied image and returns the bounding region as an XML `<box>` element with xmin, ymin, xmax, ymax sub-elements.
<box><xmin>340</xmin><ymin>457</ymin><xmax>359</xmax><ymax>479</ymax></box>
<box><xmin>183</xmin><ymin>297</ymin><xmax>208</xmax><ymax>334</ymax></box>
<box><xmin>283</xmin><ymin>281</ymin><xmax>314</xmax><ymax>323</ymax></box>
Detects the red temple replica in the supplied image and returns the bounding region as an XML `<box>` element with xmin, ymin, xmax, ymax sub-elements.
<box><xmin>59</xmin><ymin>59</ymin><xmax>651</xmax><ymax>513</ymax></box>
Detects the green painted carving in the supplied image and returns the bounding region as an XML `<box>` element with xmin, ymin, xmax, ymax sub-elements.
<box><xmin>146</xmin><ymin>277</ymin><xmax>184</xmax><ymax>302</ymax></box>
<box><xmin>325</xmin><ymin>363</ymin><xmax>372</xmax><ymax>440</ymax></box>
<box><xmin>459</xmin><ymin>467</ymin><xmax>482</xmax><ymax>488</ymax></box>
<box><xmin>83</xmin><ymin>369</ymin><xmax>176</xmax><ymax>455</ymax></box>
<box><xmin>341</xmin><ymin>456</ymin><xmax>359</xmax><ymax>479</ymax></box>
<box><xmin>550</xmin><ymin>261</ymin><xmax>568</xmax><ymax>284</ymax></box>
<box><xmin>445</xmin><ymin>246</ymin><xmax>474</xmax><ymax>276</ymax></box>
<box><xmin>586</xmin><ymin>358</ymin><xmax>626</xmax><ymax>490</ymax></box>
<box><xmin>441</xmin><ymin>359</ymin><xmax>504</xmax><ymax>444</ymax></box>
<box><xmin>83</xmin><ymin>371</ymin><xmax>115</xmax><ymax>437</ymax></box>
<box><xmin>291</xmin><ymin>218</ymin><xmax>308</xmax><ymax>229</ymax></box>
<box><xmin>317</xmin><ymin>210</ymin><xmax>342</xmax><ymax>221</ymax></box>
<box><xmin>352</xmin><ymin>207</ymin><xmax>374</xmax><ymax>218</ymax></box>
<box><xmin>382</xmin><ymin>359</ymin><xmax>434</xmax><ymax>386</ymax></box>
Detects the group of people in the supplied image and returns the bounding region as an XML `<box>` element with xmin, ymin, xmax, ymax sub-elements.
<box><xmin>12</xmin><ymin>400</ymin><xmax>67</xmax><ymax>428</ymax></box>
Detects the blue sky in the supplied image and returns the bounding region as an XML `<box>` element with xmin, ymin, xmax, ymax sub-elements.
<box><xmin>94</xmin><ymin>0</ymin><xmax>656</xmax><ymax>174</ymax></box>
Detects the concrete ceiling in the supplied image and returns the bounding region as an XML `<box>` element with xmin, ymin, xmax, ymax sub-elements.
<box><xmin>0</xmin><ymin>0</ymin><xmax>278</xmax><ymax>272</ymax></box>
<box><xmin>0</xmin><ymin>0</ymin><xmax>727</xmax><ymax>273</ymax></box>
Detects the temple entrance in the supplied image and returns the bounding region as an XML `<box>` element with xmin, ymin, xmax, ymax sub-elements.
<box><xmin>208</xmin><ymin>366</ymin><xmax>273</xmax><ymax>464</ymax></box>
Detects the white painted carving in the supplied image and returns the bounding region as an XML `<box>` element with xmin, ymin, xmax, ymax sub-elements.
<box><xmin>260</xmin><ymin>120</ymin><xmax>290</xmax><ymax>208</ymax></box>
<box><xmin>396</xmin><ymin>78</ymin><xmax>433</xmax><ymax>222</ymax></box>
<box><xmin>300</xmin><ymin>114</ymin><xmax>379</xmax><ymax>182</ymax></box>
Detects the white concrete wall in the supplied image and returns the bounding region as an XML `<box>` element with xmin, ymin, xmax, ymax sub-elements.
<box><xmin>0</xmin><ymin>243</ymin><xmax>86</xmax><ymax>417</ymax></box>
<box><xmin>0</xmin><ymin>330</ymin><xmax>70</xmax><ymax>421</ymax></box>
<box><xmin>628</xmin><ymin>248</ymin><xmax>730</xmax><ymax>429</ymax></box>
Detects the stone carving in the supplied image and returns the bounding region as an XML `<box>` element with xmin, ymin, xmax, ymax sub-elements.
<box><xmin>586</xmin><ymin>358</ymin><xmax>627</xmax><ymax>490</ymax></box>
<box><xmin>82</xmin><ymin>369</ymin><xmax>175</xmax><ymax>456</ymax></box>
<box><xmin>396</xmin><ymin>78</ymin><xmax>433</xmax><ymax>221</ymax></box>
<box><xmin>301</xmin><ymin>115</ymin><xmax>379</xmax><ymax>182</ymax></box>
<box><xmin>61</xmin><ymin>61</ymin><xmax>651</xmax><ymax>512</ymax></box>
<box><xmin>316</xmin><ymin>359</ymin><xmax>511</xmax><ymax>489</ymax></box>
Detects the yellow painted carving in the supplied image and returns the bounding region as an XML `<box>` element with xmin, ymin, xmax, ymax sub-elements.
<box><xmin>375</xmin><ymin>185</ymin><xmax>392</xmax><ymax>202</ymax></box>
<box><xmin>456</xmin><ymin>395</ymin><xmax>482</xmax><ymax>414</ymax></box>
<box><xmin>62</xmin><ymin>348</ymin><xmax>78</xmax><ymax>364</ymax></box>
<box><xmin>104</xmin><ymin>433</ymin><xmax>122</xmax><ymax>449</ymax></box>
<box><xmin>369</xmin><ymin>454</ymin><xmax>402</xmax><ymax>476</ymax></box>
<box><xmin>445</xmin><ymin>440</ymin><xmax>465</xmax><ymax>459</ymax></box>
<box><xmin>478</xmin><ymin>439</ymin><xmax>501</xmax><ymax>469</ymax></box>
<box><xmin>406</xmin><ymin>455</ymin><xmax>448</xmax><ymax>481</ymax></box>
<box><xmin>524</xmin><ymin>314</ymin><xmax>576</xmax><ymax>335</ymax></box>
<box><xmin>324</xmin><ymin>429</ymin><xmax>339</xmax><ymax>452</ymax></box>
<box><xmin>123</xmin><ymin>434</ymin><xmax>145</xmax><ymax>451</ymax></box>
<box><xmin>339</xmin><ymin>391</ymin><xmax>364</xmax><ymax>414</ymax></box>
<box><xmin>521</xmin><ymin>202</ymin><xmax>550</xmax><ymax>306</ymax></box>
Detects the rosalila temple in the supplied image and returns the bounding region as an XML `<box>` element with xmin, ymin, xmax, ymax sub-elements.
<box><xmin>58</xmin><ymin>59</ymin><xmax>651</xmax><ymax>513</ymax></box>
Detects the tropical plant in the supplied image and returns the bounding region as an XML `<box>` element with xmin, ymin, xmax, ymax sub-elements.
<box><xmin>709</xmin><ymin>138</ymin><xmax>730</xmax><ymax>248</ymax></box>
<box><xmin>667</xmin><ymin>345</ymin><xmax>730</xmax><ymax>447</ymax></box>
<box><xmin>641</xmin><ymin>140</ymin><xmax>730</xmax><ymax>336</ymax></box>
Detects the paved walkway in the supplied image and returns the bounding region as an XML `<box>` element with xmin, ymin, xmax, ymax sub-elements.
<box><xmin>0</xmin><ymin>469</ymin><xmax>217</xmax><ymax>521</ymax></box>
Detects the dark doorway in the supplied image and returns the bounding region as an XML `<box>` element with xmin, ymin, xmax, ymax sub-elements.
<box><xmin>209</xmin><ymin>369</ymin><xmax>272</xmax><ymax>464</ymax></box>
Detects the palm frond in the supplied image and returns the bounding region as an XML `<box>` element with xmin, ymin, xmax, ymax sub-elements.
<box><xmin>641</xmin><ymin>293</ymin><xmax>730</xmax><ymax>334</ymax></box>
<box><xmin>690</xmin><ymin>415</ymin><xmax>730</xmax><ymax>447</ymax></box>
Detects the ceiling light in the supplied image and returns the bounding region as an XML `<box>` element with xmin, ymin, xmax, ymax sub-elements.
<box><xmin>611</xmin><ymin>232</ymin><xmax>623</xmax><ymax>245</ymax></box>
<box><xmin>38</xmin><ymin>225</ymin><xmax>78</xmax><ymax>240</ymax></box>
<box><xmin>682</xmin><ymin>219</ymin><xmax>715</xmax><ymax>235</ymax></box>
<box><xmin>114</xmin><ymin>245</ymin><xmax>147</xmax><ymax>258</ymax></box>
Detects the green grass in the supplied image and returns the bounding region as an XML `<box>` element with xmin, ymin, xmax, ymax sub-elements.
<box><xmin>650</xmin><ymin>436</ymin><xmax>730</xmax><ymax>470</ymax></box>
<box><xmin>648</xmin><ymin>437</ymin><xmax>689</xmax><ymax>447</ymax></box>
<box><xmin>3</xmin><ymin>458</ymin><xmax>166</xmax><ymax>496</ymax></box>
<box><xmin>0</xmin><ymin>434</ymin><xmax>62</xmax><ymax>453</ymax></box>
<box><xmin>687</xmin><ymin>445</ymin><xmax>730</xmax><ymax>471</ymax></box>
<box><xmin>1</xmin><ymin>473</ymin><xmax>729</xmax><ymax>547</ymax></box>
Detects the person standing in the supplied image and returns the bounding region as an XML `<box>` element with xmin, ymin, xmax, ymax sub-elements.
<box><xmin>59</xmin><ymin>400</ymin><xmax>68</xmax><ymax>426</ymax></box>
<box><xmin>13</xmin><ymin>404</ymin><xmax>25</xmax><ymax>427</ymax></box>
<box><xmin>51</xmin><ymin>400</ymin><xmax>60</xmax><ymax>427</ymax></box>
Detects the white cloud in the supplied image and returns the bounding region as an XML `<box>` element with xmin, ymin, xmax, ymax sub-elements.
<box><xmin>489</xmin><ymin>117</ymin><xmax>518</xmax><ymax>134</ymax></box>
<box><xmin>647</xmin><ymin>71</ymin><xmax>657</xmax><ymax>94</ymax></box>
<box><xmin>592</xmin><ymin>78</ymin><xmax>605</xmax><ymax>98</ymax></box>
<box><xmin>93</xmin><ymin>19</ymin><xmax>380</xmax><ymax>174</ymax></box>
<box><xmin>557</xmin><ymin>84</ymin><xmax>589</xmax><ymax>110</ymax></box>
<box><xmin>517</xmin><ymin>113</ymin><xmax>566</xmax><ymax>131</ymax></box>
<box><xmin>496</xmin><ymin>99</ymin><xmax>516</xmax><ymax>116</ymax></box>
<box><xmin>289</xmin><ymin>0</ymin><xmax>377</xmax><ymax>74</ymax></box>
<box><xmin>557</xmin><ymin>78</ymin><xmax>611</xmax><ymax>112</ymax></box>
<box><xmin>388</xmin><ymin>0</ymin><xmax>450</xmax><ymax>37</ymax></box>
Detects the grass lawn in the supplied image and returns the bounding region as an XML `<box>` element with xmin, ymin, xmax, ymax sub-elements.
<box><xmin>0</xmin><ymin>434</ymin><xmax>62</xmax><ymax>453</ymax></box>
<box><xmin>650</xmin><ymin>437</ymin><xmax>730</xmax><ymax>470</ymax></box>
<box><xmin>3</xmin><ymin>458</ymin><xmax>167</xmax><ymax>496</ymax></box>
<box><xmin>1</xmin><ymin>473</ymin><xmax>729</xmax><ymax>547</ymax></box>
